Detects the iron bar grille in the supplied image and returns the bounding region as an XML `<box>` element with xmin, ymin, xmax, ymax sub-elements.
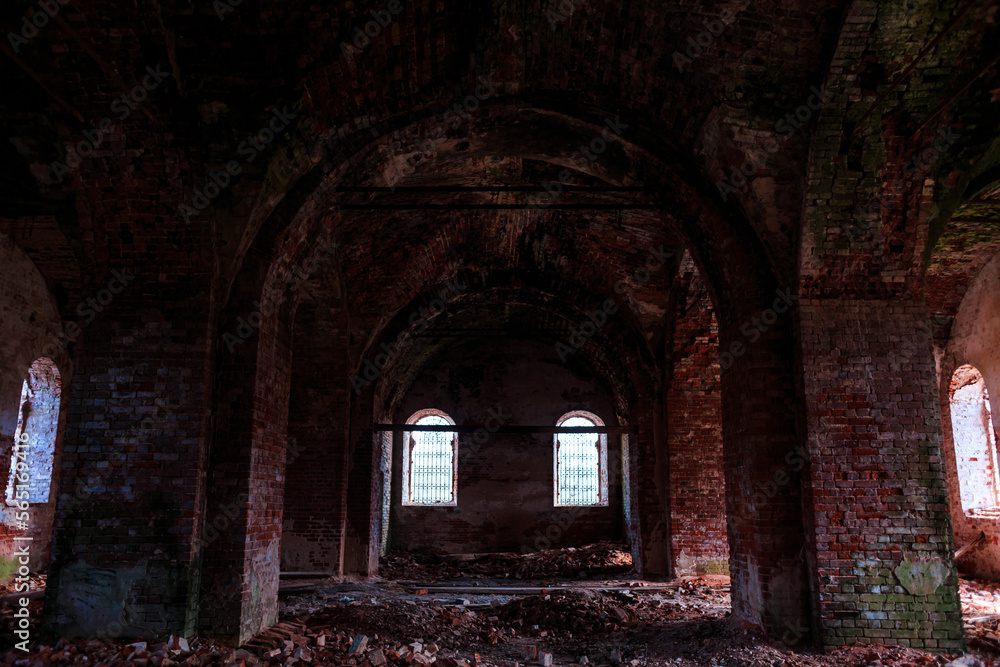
<box><xmin>557</xmin><ymin>417</ymin><xmax>601</xmax><ymax>505</ymax></box>
<box><xmin>409</xmin><ymin>415</ymin><xmax>455</xmax><ymax>503</ymax></box>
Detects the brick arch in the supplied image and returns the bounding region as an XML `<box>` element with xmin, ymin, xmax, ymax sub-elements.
<box><xmin>224</xmin><ymin>99</ymin><xmax>786</xmax><ymax>327</ymax></box>
<box><xmin>205</xmin><ymin>99</ymin><xmax>811</xmax><ymax>644</ymax></box>
<box><xmin>364</xmin><ymin>270</ymin><xmax>657</xmax><ymax>416</ymax></box>
<box><xmin>351</xmin><ymin>271</ymin><xmax>666</xmax><ymax>575</ymax></box>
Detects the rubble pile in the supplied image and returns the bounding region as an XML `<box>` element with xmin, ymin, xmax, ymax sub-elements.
<box><xmin>243</xmin><ymin>620</ymin><xmax>479</xmax><ymax>667</ymax></box>
<box><xmin>0</xmin><ymin>636</ymin><xmax>237</xmax><ymax>667</ymax></box>
<box><xmin>962</xmin><ymin>579</ymin><xmax>1000</xmax><ymax>619</ymax></box>
<box><xmin>962</xmin><ymin>578</ymin><xmax>1000</xmax><ymax>656</ymax></box>
<box><xmin>0</xmin><ymin>573</ymin><xmax>45</xmax><ymax>596</ymax></box>
<box><xmin>491</xmin><ymin>591</ymin><xmax>634</xmax><ymax>637</ymax></box>
<box><xmin>0</xmin><ymin>596</ymin><xmax>44</xmax><ymax>649</ymax></box>
<box><xmin>9</xmin><ymin>575</ymin><xmax>1000</xmax><ymax>666</ymax></box>
<box><xmin>509</xmin><ymin>545</ymin><xmax>632</xmax><ymax>581</ymax></box>
<box><xmin>380</xmin><ymin>544</ymin><xmax>632</xmax><ymax>582</ymax></box>
<box><xmin>653</xmin><ymin>578</ymin><xmax>730</xmax><ymax>613</ymax></box>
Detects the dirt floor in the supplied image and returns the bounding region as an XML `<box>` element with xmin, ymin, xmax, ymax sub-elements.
<box><xmin>0</xmin><ymin>544</ymin><xmax>999</xmax><ymax>667</ymax></box>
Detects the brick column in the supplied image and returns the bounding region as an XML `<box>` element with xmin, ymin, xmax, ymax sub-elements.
<box><xmin>343</xmin><ymin>396</ymin><xmax>378</xmax><ymax>576</ymax></box>
<box><xmin>282</xmin><ymin>299</ymin><xmax>351</xmax><ymax>574</ymax></box>
<box><xmin>199</xmin><ymin>296</ymin><xmax>294</xmax><ymax>643</ymax></box>
<box><xmin>667</xmin><ymin>296</ymin><xmax>727</xmax><ymax>575</ymax></box>
<box><xmin>799</xmin><ymin>299</ymin><xmax>963</xmax><ymax>651</ymax></box>
<box><xmin>715</xmin><ymin>288</ymin><xmax>811</xmax><ymax>644</ymax></box>
<box><xmin>634</xmin><ymin>399</ymin><xmax>670</xmax><ymax>577</ymax></box>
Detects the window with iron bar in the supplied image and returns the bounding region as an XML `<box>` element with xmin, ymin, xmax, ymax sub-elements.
<box><xmin>554</xmin><ymin>412</ymin><xmax>608</xmax><ymax>507</ymax></box>
<box><xmin>402</xmin><ymin>410</ymin><xmax>457</xmax><ymax>506</ymax></box>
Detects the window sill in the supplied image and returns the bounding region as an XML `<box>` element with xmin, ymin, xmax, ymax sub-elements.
<box><xmin>966</xmin><ymin>506</ymin><xmax>1000</xmax><ymax>519</ymax></box>
<box><xmin>402</xmin><ymin>501</ymin><xmax>458</xmax><ymax>508</ymax></box>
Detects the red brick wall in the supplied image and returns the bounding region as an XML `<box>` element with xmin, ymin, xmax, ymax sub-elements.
<box><xmin>390</xmin><ymin>338</ymin><xmax>625</xmax><ymax>554</ymax></box>
<box><xmin>282</xmin><ymin>297</ymin><xmax>351</xmax><ymax>573</ymax></box>
<box><xmin>799</xmin><ymin>299</ymin><xmax>963</xmax><ymax>651</ymax></box>
<box><xmin>667</xmin><ymin>265</ymin><xmax>728</xmax><ymax>575</ymax></box>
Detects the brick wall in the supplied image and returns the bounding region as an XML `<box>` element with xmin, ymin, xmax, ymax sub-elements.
<box><xmin>667</xmin><ymin>264</ymin><xmax>728</xmax><ymax>575</ymax></box>
<box><xmin>391</xmin><ymin>338</ymin><xmax>625</xmax><ymax>554</ymax></box>
<box><xmin>282</xmin><ymin>297</ymin><xmax>351</xmax><ymax>573</ymax></box>
<box><xmin>46</xmin><ymin>306</ymin><xmax>209</xmax><ymax>640</ymax></box>
<box><xmin>799</xmin><ymin>299</ymin><xmax>964</xmax><ymax>651</ymax></box>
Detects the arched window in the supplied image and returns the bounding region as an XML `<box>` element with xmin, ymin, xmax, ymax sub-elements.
<box><xmin>6</xmin><ymin>358</ymin><xmax>61</xmax><ymax>505</ymax></box>
<box><xmin>554</xmin><ymin>411</ymin><xmax>608</xmax><ymax>507</ymax></box>
<box><xmin>402</xmin><ymin>410</ymin><xmax>457</xmax><ymax>506</ymax></box>
<box><xmin>950</xmin><ymin>364</ymin><xmax>1000</xmax><ymax>513</ymax></box>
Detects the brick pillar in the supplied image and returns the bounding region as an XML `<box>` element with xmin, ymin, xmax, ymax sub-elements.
<box><xmin>719</xmin><ymin>295</ymin><xmax>811</xmax><ymax>644</ymax></box>
<box><xmin>199</xmin><ymin>295</ymin><xmax>294</xmax><ymax>643</ymax></box>
<box><xmin>667</xmin><ymin>298</ymin><xmax>727</xmax><ymax>576</ymax></box>
<box><xmin>632</xmin><ymin>392</ymin><xmax>670</xmax><ymax>577</ymax></box>
<box><xmin>343</xmin><ymin>396</ymin><xmax>378</xmax><ymax>575</ymax></box>
<box><xmin>799</xmin><ymin>299</ymin><xmax>964</xmax><ymax>651</ymax></box>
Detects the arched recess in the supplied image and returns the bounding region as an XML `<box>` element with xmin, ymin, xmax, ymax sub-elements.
<box><xmin>940</xmin><ymin>251</ymin><xmax>1000</xmax><ymax>582</ymax></box>
<box><xmin>401</xmin><ymin>410</ymin><xmax>458</xmax><ymax>507</ymax></box>
<box><xmin>0</xmin><ymin>236</ymin><xmax>71</xmax><ymax>573</ymax></box>
<box><xmin>3</xmin><ymin>358</ymin><xmax>63</xmax><ymax>571</ymax></box>
<box><xmin>365</xmin><ymin>273</ymin><xmax>652</xmax><ymax>567</ymax></box>
<box><xmin>198</xmin><ymin>98</ymin><xmax>811</xmax><ymax>645</ymax></box>
<box><xmin>553</xmin><ymin>411</ymin><xmax>608</xmax><ymax>508</ymax></box>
